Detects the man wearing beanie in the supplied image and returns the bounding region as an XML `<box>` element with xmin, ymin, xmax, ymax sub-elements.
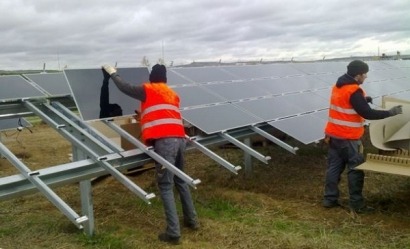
<box><xmin>102</xmin><ymin>64</ymin><xmax>199</xmax><ymax>245</ymax></box>
<box><xmin>323</xmin><ymin>60</ymin><xmax>402</xmax><ymax>214</ymax></box>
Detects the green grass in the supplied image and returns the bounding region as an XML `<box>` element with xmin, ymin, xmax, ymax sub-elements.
<box><xmin>78</xmin><ymin>232</ymin><xmax>130</xmax><ymax>248</ymax></box>
<box><xmin>0</xmin><ymin>125</ymin><xmax>409</xmax><ymax>248</ymax></box>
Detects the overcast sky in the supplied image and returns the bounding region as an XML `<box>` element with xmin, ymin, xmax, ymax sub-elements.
<box><xmin>1</xmin><ymin>0</ymin><xmax>409</xmax><ymax>70</ymax></box>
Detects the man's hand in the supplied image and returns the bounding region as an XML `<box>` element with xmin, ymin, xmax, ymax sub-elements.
<box><xmin>102</xmin><ymin>65</ymin><xmax>117</xmax><ymax>75</ymax></box>
<box><xmin>388</xmin><ymin>105</ymin><xmax>403</xmax><ymax>116</ymax></box>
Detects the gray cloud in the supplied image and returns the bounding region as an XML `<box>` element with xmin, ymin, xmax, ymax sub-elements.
<box><xmin>0</xmin><ymin>0</ymin><xmax>409</xmax><ymax>70</ymax></box>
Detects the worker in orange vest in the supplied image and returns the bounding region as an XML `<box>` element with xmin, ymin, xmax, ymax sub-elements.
<box><xmin>103</xmin><ymin>64</ymin><xmax>198</xmax><ymax>245</ymax></box>
<box><xmin>323</xmin><ymin>60</ymin><xmax>402</xmax><ymax>214</ymax></box>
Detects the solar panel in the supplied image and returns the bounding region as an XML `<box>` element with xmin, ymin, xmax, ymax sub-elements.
<box><xmin>172</xmin><ymin>85</ymin><xmax>227</xmax><ymax>108</ymax></box>
<box><xmin>64</xmin><ymin>67</ymin><xmax>149</xmax><ymax>120</ymax></box>
<box><xmin>57</xmin><ymin>61</ymin><xmax>410</xmax><ymax>145</ymax></box>
<box><xmin>242</xmin><ymin>78</ymin><xmax>290</xmax><ymax>95</ymax></box>
<box><xmin>383</xmin><ymin>60</ymin><xmax>410</xmax><ymax>68</ymax></box>
<box><xmin>280</xmin><ymin>75</ymin><xmax>331</xmax><ymax>92</ymax></box>
<box><xmin>202</xmin><ymin>80</ymin><xmax>272</xmax><ymax>101</ymax></box>
<box><xmin>170</xmin><ymin>67</ymin><xmax>239</xmax><ymax>84</ymax></box>
<box><xmin>223</xmin><ymin>63</ymin><xmax>303</xmax><ymax>79</ymax></box>
<box><xmin>363</xmin><ymin>80</ymin><xmax>405</xmax><ymax>98</ymax></box>
<box><xmin>181</xmin><ymin>104</ymin><xmax>263</xmax><ymax>134</ymax></box>
<box><xmin>0</xmin><ymin>75</ymin><xmax>45</xmax><ymax>101</ymax></box>
<box><xmin>383</xmin><ymin>68</ymin><xmax>409</xmax><ymax>78</ymax></box>
<box><xmin>366</xmin><ymin>70</ymin><xmax>394</xmax><ymax>82</ymax></box>
<box><xmin>199</xmin><ymin>75</ymin><xmax>332</xmax><ymax>103</ymax></box>
<box><xmin>281</xmin><ymin>92</ymin><xmax>328</xmax><ymax>112</ymax></box>
<box><xmin>0</xmin><ymin>118</ymin><xmax>31</xmax><ymax>131</ymax></box>
<box><xmin>313</xmin><ymin>88</ymin><xmax>332</xmax><ymax>100</ymax></box>
<box><xmin>389</xmin><ymin>91</ymin><xmax>410</xmax><ymax>101</ymax></box>
<box><xmin>268</xmin><ymin>110</ymin><xmax>327</xmax><ymax>144</ymax></box>
<box><xmin>24</xmin><ymin>72</ymin><xmax>71</xmax><ymax>96</ymax></box>
<box><xmin>233</xmin><ymin>91</ymin><xmax>328</xmax><ymax>122</ymax></box>
<box><xmin>167</xmin><ymin>69</ymin><xmax>196</xmax><ymax>86</ymax></box>
<box><xmin>314</xmin><ymin>73</ymin><xmax>339</xmax><ymax>85</ymax></box>
<box><xmin>290</xmin><ymin>61</ymin><xmax>346</xmax><ymax>74</ymax></box>
<box><xmin>196</xmin><ymin>75</ymin><xmax>331</xmax><ymax>102</ymax></box>
<box><xmin>366</xmin><ymin>61</ymin><xmax>393</xmax><ymax>70</ymax></box>
<box><xmin>234</xmin><ymin>96</ymin><xmax>301</xmax><ymax>121</ymax></box>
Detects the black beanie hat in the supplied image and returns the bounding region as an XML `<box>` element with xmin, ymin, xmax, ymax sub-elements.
<box><xmin>149</xmin><ymin>64</ymin><xmax>167</xmax><ymax>83</ymax></box>
<box><xmin>347</xmin><ymin>60</ymin><xmax>369</xmax><ymax>77</ymax></box>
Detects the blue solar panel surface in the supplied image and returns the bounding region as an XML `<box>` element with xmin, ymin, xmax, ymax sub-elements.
<box><xmin>0</xmin><ymin>118</ymin><xmax>31</xmax><ymax>131</ymax></box>
<box><xmin>64</xmin><ymin>67</ymin><xmax>149</xmax><ymax>120</ymax></box>
<box><xmin>5</xmin><ymin>61</ymin><xmax>406</xmax><ymax>145</ymax></box>
<box><xmin>169</xmin><ymin>61</ymin><xmax>410</xmax><ymax>144</ymax></box>
<box><xmin>0</xmin><ymin>75</ymin><xmax>45</xmax><ymax>101</ymax></box>
<box><xmin>24</xmin><ymin>72</ymin><xmax>71</xmax><ymax>96</ymax></box>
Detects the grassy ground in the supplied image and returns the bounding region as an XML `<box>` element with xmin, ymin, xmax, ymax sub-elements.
<box><xmin>0</xmin><ymin>124</ymin><xmax>409</xmax><ymax>248</ymax></box>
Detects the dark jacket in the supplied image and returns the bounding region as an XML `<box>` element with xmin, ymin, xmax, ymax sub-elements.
<box><xmin>336</xmin><ymin>74</ymin><xmax>391</xmax><ymax>120</ymax></box>
<box><xmin>99</xmin><ymin>74</ymin><xmax>122</xmax><ymax>118</ymax></box>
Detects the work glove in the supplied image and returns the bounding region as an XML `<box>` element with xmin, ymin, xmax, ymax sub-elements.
<box><xmin>388</xmin><ymin>105</ymin><xmax>403</xmax><ymax>116</ymax></box>
<box><xmin>101</xmin><ymin>68</ymin><xmax>111</xmax><ymax>81</ymax></box>
<box><xmin>102</xmin><ymin>64</ymin><xmax>117</xmax><ymax>75</ymax></box>
<box><xmin>365</xmin><ymin>96</ymin><xmax>373</xmax><ymax>104</ymax></box>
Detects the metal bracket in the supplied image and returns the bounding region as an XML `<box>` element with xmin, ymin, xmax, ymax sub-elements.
<box><xmin>187</xmin><ymin>135</ymin><xmax>241</xmax><ymax>174</ymax></box>
<box><xmin>50</xmin><ymin>101</ymin><xmax>123</xmax><ymax>153</ymax></box>
<box><xmin>219</xmin><ymin>131</ymin><xmax>271</xmax><ymax>164</ymax></box>
<box><xmin>23</xmin><ymin>100</ymin><xmax>155</xmax><ymax>204</ymax></box>
<box><xmin>0</xmin><ymin>142</ymin><xmax>88</xmax><ymax>229</ymax></box>
<box><xmin>103</xmin><ymin>119</ymin><xmax>201</xmax><ymax>189</ymax></box>
<box><xmin>250</xmin><ymin>125</ymin><xmax>299</xmax><ymax>155</ymax></box>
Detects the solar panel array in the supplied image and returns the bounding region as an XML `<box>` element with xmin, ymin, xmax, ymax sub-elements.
<box><xmin>167</xmin><ymin>60</ymin><xmax>410</xmax><ymax>144</ymax></box>
<box><xmin>2</xmin><ymin>60</ymin><xmax>409</xmax><ymax>145</ymax></box>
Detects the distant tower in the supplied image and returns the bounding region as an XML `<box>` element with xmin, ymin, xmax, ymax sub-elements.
<box><xmin>41</xmin><ymin>63</ymin><xmax>46</xmax><ymax>74</ymax></box>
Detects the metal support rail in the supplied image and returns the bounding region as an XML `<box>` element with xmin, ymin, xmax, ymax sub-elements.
<box><xmin>187</xmin><ymin>135</ymin><xmax>242</xmax><ymax>174</ymax></box>
<box><xmin>0</xmin><ymin>142</ymin><xmax>88</xmax><ymax>229</ymax></box>
<box><xmin>219</xmin><ymin>131</ymin><xmax>271</xmax><ymax>164</ymax></box>
<box><xmin>51</xmin><ymin>101</ymin><xmax>123</xmax><ymax>153</ymax></box>
<box><xmin>0</xmin><ymin>150</ymin><xmax>151</xmax><ymax>201</ymax></box>
<box><xmin>103</xmin><ymin>119</ymin><xmax>201</xmax><ymax>188</ymax></box>
<box><xmin>23</xmin><ymin>100</ymin><xmax>155</xmax><ymax>203</ymax></box>
<box><xmin>250</xmin><ymin>125</ymin><xmax>299</xmax><ymax>155</ymax></box>
<box><xmin>45</xmin><ymin>102</ymin><xmax>116</xmax><ymax>155</ymax></box>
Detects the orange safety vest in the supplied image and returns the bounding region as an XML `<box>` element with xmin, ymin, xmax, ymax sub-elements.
<box><xmin>324</xmin><ymin>84</ymin><xmax>365</xmax><ymax>140</ymax></box>
<box><xmin>140</xmin><ymin>83</ymin><xmax>185</xmax><ymax>143</ymax></box>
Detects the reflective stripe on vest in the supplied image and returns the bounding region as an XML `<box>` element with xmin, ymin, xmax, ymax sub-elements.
<box><xmin>141</xmin><ymin>104</ymin><xmax>180</xmax><ymax>118</ymax></box>
<box><xmin>141</xmin><ymin>118</ymin><xmax>184</xmax><ymax>130</ymax></box>
<box><xmin>328</xmin><ymin>117</ymin><xmax>363</xmax><ymax>128</ymax></box>
<box><xmin>329</xmin><ymin>104</ymin><xmax>357</xmax><ymax>115</ymax></box>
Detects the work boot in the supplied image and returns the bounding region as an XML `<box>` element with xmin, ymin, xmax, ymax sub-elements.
<box><xmin>158</xmin><ymin>233</ymin><xmax>180</xmax><ymax>245</ymax></box>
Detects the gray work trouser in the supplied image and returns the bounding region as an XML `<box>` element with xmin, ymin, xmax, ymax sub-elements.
<box><xmin>323</xmin><ymin>138</ymin><xmax>365</xmax><ymax>209</ymax></box>
<box><xmin>154</xmin><ymin>137</ymin><xmax>197</xmax><ymax>238</ymax></box>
